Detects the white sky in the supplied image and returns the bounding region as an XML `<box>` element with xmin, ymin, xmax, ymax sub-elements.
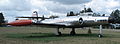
<box><xmin>0</xmin><ymin>0</ymin><xmax>120</xmax><ymax>22</ymax></box>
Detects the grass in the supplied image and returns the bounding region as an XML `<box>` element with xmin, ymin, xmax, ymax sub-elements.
<box><xmin>0</xmin><ymin>27</ymin><xmax>120</xmax><ymax>44</ymax></box>
<box><xmin>4</xmin><ymin>33</ymin><xmax>63</xmax><ymax>42</ymax></box>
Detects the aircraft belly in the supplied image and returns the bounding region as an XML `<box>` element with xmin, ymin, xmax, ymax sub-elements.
<box><xmin>69</xmin><ymin>21</ymin><xmax>109</xmax><ymax>28</ymax></box>
<box><xmin>83</xmin><ymin>22</ymin><xmax>108</xmax><ymax>26</ymax></box>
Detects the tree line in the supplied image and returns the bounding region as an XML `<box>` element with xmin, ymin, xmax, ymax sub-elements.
<box><xmin>110</xmin><ymin>9</ymin><xmax>120</xmax><ymax>23</ymax></box>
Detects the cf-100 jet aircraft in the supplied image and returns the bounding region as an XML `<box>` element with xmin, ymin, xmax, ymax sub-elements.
<box><xmin>7</xmin><ymin>11</ymin><xmax>115</xmax><ymax>37</ymax></box>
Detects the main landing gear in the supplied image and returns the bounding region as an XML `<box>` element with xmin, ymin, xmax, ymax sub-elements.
<box><xmin>87</xmin><ymin>25</ymin><xmax>103</xmax><ymax>38</ymax></box>
<box><xmin>54</xmin><ymin>25</ymin><xmax>103</xmax><ymax>38</ymax></box>
<box><xmin>70</xmin><ymin>28</ymin><xmax>76</xmax><ymax>35</ymax></box>
<box><xmin>55</xmin><ymin>28</ymin><xmax>76</xmax><ymax>36</ymax></box>
<box><xmin>54</xmin><ymin>28</ymin><xmax>61</xmax><ymax>36</ymax></box>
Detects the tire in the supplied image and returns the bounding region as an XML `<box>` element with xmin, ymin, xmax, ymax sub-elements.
<box><xmin>70</xmin><ymin>31</ymin><xmax>76</xmax><ymax>35</ymax></box>
<box><xmin>98</xmin><ymin>34</ymin><xmax>103</xmax><ymax>38</ymax></box>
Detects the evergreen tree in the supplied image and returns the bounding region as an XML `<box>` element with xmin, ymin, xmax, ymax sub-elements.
<box><xmin>86</xmin><ymin>8</ymin><xmax>93</xmax><ymax>12</ymax></box>
<box><xmin>80</xmin><ymin>10</ymin><xmax>84</xmax><ymax>13</ymax></box>
<box><xmin>67</xmin><ymin>11</ymin><xmax>75</xmax><ymax>16</ymax></box>
<box><xmin>70</xmin><ymin>11</ymin><xmax>74</xmax><ymax>16</ymax></box>
<box><xmin>0</xmin><ymin>13</ymin><xmax>4</xmax><ymax>23</ymax></box>
<box><xmin>66</xmin><ymin>13</ymin><xmax>69</xmax><ymax>16</ymax></box>
<box><xmin>110</xmin><ymin>9</ymin><xmax>120</xmax><ymax>23</ymax></box>
<box><xmin>102</xmin><ymin>14</ymin><xmax>105</xmax><ymax>16</ymax></box>
<box><xmin>111</xmin><ymin>9</ymin><xmax>120</xmax><ymax>18</ymax></box>
<box><xmin>0</xmin><ymin>13</ymin><xmax>5</xmax><ymax>26</ymax></box>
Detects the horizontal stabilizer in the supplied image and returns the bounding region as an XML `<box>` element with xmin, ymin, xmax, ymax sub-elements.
<box><xmin>16</xmin><ymin>17</ymin><xmax>50</xmax><ymax>19</ymax></box>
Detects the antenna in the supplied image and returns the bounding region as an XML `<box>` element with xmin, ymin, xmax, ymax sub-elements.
<box><xmin>84</xmin><ymin>5</ymin><xmax>86</xmax><ymax>13</ymax></box>
<box><xmin>84</xmin><ymin>5</ymin><xmax>86</xmax><ymax>9</ymax></box>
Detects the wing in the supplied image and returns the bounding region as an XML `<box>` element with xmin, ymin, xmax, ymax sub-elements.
<box><xmin>33</xmin><ymin>21</ymin><xmax>73</xmax><ymax>27</ymax></box>
<box><xmin>16</xmin><ymin>17</ymin><xmax>50</xmax><ymax>19</ymax></box>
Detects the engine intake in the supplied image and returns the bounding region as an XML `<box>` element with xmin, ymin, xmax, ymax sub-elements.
<box><xmin>108</xmin><ymin>17</ymin><xmax>115</xmax><ymax>23</ymax></box>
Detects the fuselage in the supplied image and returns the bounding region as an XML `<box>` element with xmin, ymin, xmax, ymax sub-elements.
<box><xmin>35</xmin><ymin>16</ymin><xmax>109</xmax><ymax>28</ymax></box>
<box><xmin>8</xmin><ymin>15</ymin><xmax>111</xmax><ymax>28</ymax></box>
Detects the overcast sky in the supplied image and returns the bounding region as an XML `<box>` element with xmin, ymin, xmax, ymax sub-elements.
<box><xmin>0</xmin><ymin>0</ymin><xmax>120</xmax><ymax>22</ymax></box>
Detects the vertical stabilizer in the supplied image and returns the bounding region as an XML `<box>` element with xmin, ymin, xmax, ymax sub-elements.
<box><xmin>32</xmin><ymin>11</ymin><xmax>39</xmax><ymax>20</ymax></box>
<box><xmin>32</xmin><ymin>11</ymin><xmax>38</xmax><ymax>17</ymax></box>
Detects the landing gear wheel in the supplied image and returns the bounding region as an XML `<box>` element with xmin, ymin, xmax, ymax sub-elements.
<box><xmin>58</xmin><ymin>32</ymin><xmax>62</xmax><ymax>36</ymax></box>
<box><xmin>56</xmin><ymin>32</ymin><xmax>62</xmax><ymax>36</ymax></box>
<box><xmin>98</xmin><ymin>34</ymin><xmax>103</xmax><ymax>38</ymax></box>
<box><xmin>70</xmin><ymin>31</ymin><xmax>76</xmax><ymax>35</ymax></box>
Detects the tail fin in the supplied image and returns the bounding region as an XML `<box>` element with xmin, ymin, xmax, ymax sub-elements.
<box><xmin>31</xmin><ymin>11</ymin><xmax>39</xmax><ymax>20</ymax></box>
<box><xmin>32</xmin><ymin>11</ymin><xmax>38</xmax><ymax>17</ymax></box>
<box><xmin>16</xmin><ymin>11</ymin><xmax>50</xmax><ymax>20</ymax></box>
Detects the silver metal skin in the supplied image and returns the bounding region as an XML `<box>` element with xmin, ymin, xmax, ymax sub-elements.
<box><xmin>34</xmin><ymin>16</ymin><xmax>109</xmax><ymax>28</ymax></box>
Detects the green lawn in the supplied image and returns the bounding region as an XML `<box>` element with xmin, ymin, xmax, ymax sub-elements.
<box><xmin>0</xmin><ymin>27</ymin><xmax>120</xmax><ymax>44</ymax></box>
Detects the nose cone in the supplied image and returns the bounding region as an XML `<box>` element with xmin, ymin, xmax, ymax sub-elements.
<box><xmin>108</xmin><ymin>17</ymin><xmax>115</xmax><ymax>23</ymax></box>
<box><xmin>7</xmin><ymin>20</ymin><xmax>32</xmax><ymax>26</ymax></box>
